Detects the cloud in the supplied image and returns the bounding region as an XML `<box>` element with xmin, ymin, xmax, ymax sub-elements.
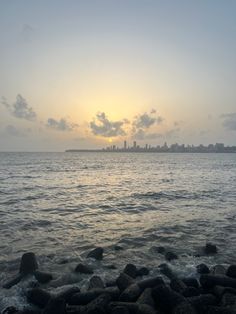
<box><xmin>133</xmin><ymin>129</ymin><xmax>162</xmax><ymax>140</ymax></box>
<box><xmin>21</xmin><ymin>24</ymin><xmax>34</xmax><ymax>42</ymax></box>
<box><xmin>46</xmin><ymin>118</ymin><xmax>78</xmax><ymax>131</ymax></box>
<box><xmin>132</xmin><ymin>110</ymin><xmax>163</xmax><ymax>139</ymax></box>
<box><xmin>90</xmin><ymin>112</ymin><xmax>127</xmax><ymax>137</ymax></box>
<box><xmin>221</xmin><ymin>113</ymin><xmax>236</xmax><ymax>131</ymax></box>
<box><xmin>4</xmin><ymin>125</ymin><xmax>26</xmax><ymax>137</ymax></box>
<box><xmin>2</xmin><ymin>94</ymin><xmax>37</xmax><ymax>121</ymax></box>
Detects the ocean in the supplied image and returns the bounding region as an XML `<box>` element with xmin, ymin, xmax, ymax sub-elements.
<box><xmin>0</xmin><ymin>152</ymin><xmax>236</xmax><ymax>310</ymax></box>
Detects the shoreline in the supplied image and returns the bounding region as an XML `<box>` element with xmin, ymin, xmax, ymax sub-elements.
<box><xmin>1</xmin><ymin>243</ymin><xmax>236</xmax><ymax>314</ymax></box>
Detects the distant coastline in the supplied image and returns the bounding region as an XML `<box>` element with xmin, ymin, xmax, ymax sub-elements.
<box><xmin>66</xmin><ymin>142</ymin><xmax>236</xmax><ymax>153</ymax></box>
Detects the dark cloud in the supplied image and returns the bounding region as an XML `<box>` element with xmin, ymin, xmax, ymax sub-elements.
<box><xmin>132</xmin><ymin>110</ymin><xmax>163</xmax><ymax>139</ymax></box>
<box><xmin>221</xmin><ymin>113</ymin><xmax>236</xmax><ymax>131</ymax></box>
<box><xmin>90</xmin><ymin>112</ymin><xmax>127</xmax><ymax>137</ymax></box>
<box><xmin>2</xmin><ymin>94</ymin><xmax>37</xmax><ymax>121</ymax></box>
<box><xmin>4</xmin><ymin>125</ymin><xmax>26</xmax><ymax>137</ymax></box>
<box><xmin>46</xmin><ymin>118</ymin><xmax>78</xmax><ymax>131</ymax></box>
<box><xmin>133</xmin><ymin>112</ymin><xmax>162</xmax><ymax>129</ymax></box>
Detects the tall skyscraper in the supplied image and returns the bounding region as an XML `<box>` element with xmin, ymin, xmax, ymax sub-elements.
<box><xmin>133</xmin><ymin>141</ymin><xmax>137</xmax><ymax>149</ymax></box>
<box><xmin>124</xmin><ymin>140</ymin><xmax>127</xmax><ymax>150</ymax></box>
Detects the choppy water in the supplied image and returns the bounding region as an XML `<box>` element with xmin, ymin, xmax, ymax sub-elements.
<box><xmin>0</xmin><ymin>152</ymin><xmax>236</xmax><ymax>310</ymax></box>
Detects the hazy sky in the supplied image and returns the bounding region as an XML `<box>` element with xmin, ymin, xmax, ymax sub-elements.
<box><xmin>0</xmin><ymin>0</ymin><xmax>236</xmax><ymax>151</ymax></box>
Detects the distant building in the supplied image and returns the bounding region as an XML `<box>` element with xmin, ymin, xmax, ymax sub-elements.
<box><xmin>124</xmin><ymin>140</ymin><xmax>127</xmax><ymax>150</ymax></box>
<box><xmin>133</xmin><ymin>141</ymin><xmax>137</xmax><ymax>149</ymax></box>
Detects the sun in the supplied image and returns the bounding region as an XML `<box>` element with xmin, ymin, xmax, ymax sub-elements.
<box><xmin>108</xmin><ymin>138</ymin><xmax>113</xmax><ymax>143</ymax></box>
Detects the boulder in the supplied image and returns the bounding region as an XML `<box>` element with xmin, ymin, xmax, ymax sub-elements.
<box><xmin>182</xmin><ymin>278</ymin><xmax>199</xmax><ymax>289</ymax></box>
<box><xmin>42</xmin><ymin>297</ymin><xmax>66</xmax><ymax>314</ymax></box>
<box><xmin>152</xmin><ymin>285</ymin><xmax>186</xmax><ymax>312</ymax></box>
<box><xmin>34</xmin><ymin>271</ymin><xmax>53</xmax><ymax>283</ymax></box>
<box><xmin>196</xmin><ymin>263</ymin><xmax>210</xmax><ymax>274</ymax></box>
<box><xmin>204</xmin><ymin>243</ymin><xmax>218</xmax><ymax>255</ymax></box>
<box><xmin>119</xmin><ymin>283</ymin><xmax>142</xmax><ymax>302</ymax></box>
<box><xmin>19</xmin><ymin>252</ymin><xmax>38</xmax><ymax>274</ymax></box>
<box><xmin>111</xmin><ymin>306</ymin><xmax>130</xmax><ymax>314</ymax></box>
<box><xmin>75</xmin><ymin>263</ymin><xmax>94</xmax><ymax>274</ymax></box>
<box><xmin>116</xmin><ymin>273</ymin><xmax>134</xmax><ymax>291</ymax></box>
<box><xmin>124</xmin><ymin>264</ymin><xmax>137</xmax><ymax>278</ymax></box>
<box><xmin>182</xmin><ymin>287</ymin><xmax>200</xmax><ymax>297</ymax></box>
<box><xmin>211</xmin><ymin>265</ymin><xmax>226</xmax><ymax>276</ymax></box>
<box><xmin>87</xmin><ymin>247</ymin><xmax>104</xmax><ymax>260</ymax></box>
<box><xmin>172</xmin><ymin>302</ymin><xmax>197</xmax><ymax>314</ymax></box>
<box><xmin>170</xmin><ymin>279</ymin><xmax>187</xmax><ymax>294</ymax></box>
<box><xmin>226</xmin><ymin>265</ymin><xmax>236</xmax><ymax>279</ymax></box>
<box><xmin>138</xmin><ymin>276</ymin><xmax>164</xmax><ymax>290</ymax></box>
<box><xmin>56</xmin><ymin>286</ymin><xmax>80</xmax><ymax>302</ymax></box>
<box><xmin>159</xmin><ymin>263</ymin><xmax>177</xmax><ymax>280</ymax></box>
<box><xmin>200</xmin><ymin>274</ymin><xmax>236</xmax><ymax>289</ymax></box>
<box><xmin>188</xmin><ymin>294</ymin><xmax>217</xmax><ymax>313</ymax></box>
<box><xmin>88</xmin><ymin>276</ymin><xmax>105</xmax><ymax>290</ymax></box>
<box><xmin>165</xmin><ymin>251</ymin><xmax>178</xmax><ymax>261</ymax></box>
<box><xmin>85</xmin><ymin>293</ymin><xmax>111</xmax><ymax>314</ymax></box>
<box><xmin>136</xmin><ymin>267</ymin><xmax>149</xmax><ymax>277</ymax></box>
<box><xmin>137</xmin><ymin>288</ymin><xmax>155</xmax><ymax>308</ymax></box>
<box><xmin>27</xmin><ymin>288</ymin><xmax>51</xmax><ymax>308</ymax></box>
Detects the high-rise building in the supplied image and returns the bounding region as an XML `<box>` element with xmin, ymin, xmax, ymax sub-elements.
<box><xmin>124</xmin><ymin>140</ymin><xmax>127</xmax><ymax>150</ymax></box>
<box><xmin>133</xmin><ymin>141</ymin><xmax>137</xmax><ymax>149</ymax></box>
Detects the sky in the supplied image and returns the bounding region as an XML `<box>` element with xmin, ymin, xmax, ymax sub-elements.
<box><xmin>0</xmin><ymin>0</ymin><xmax>236</xmax><ymax>151</ymax></box>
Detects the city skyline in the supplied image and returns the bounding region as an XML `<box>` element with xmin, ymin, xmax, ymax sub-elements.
<box><xmin>66</xmin><ymin>141</ymin><xmax>236</xmax><ymax>153</ymax></box>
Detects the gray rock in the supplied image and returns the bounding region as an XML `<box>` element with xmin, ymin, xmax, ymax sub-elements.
<box><xmin>19</xmin><ymin>252</ymin><xmax>38</xmax><ymax>274</ymax></box>
<box><xmin>75</xmin><ymin>263</ymin><xmax>94</xmax><ymax>274</ymax></box>
<box><xmin>87</xmin><ymin>247</ymin><xmax>104</xmax><ymax>260</ymax></box>
<box><xmin>88</xmin><ymin>276</ymin><xmax>105</xmax><ymax>290</ymax></box>
<box><xmin>34</xmin><ymin>270</ymin><xmax>53</xmax><ymax>283</ymax></box>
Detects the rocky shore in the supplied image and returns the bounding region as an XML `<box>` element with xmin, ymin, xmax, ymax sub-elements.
<box><xmin>1</xmin><ymin>243</ymin><xmax>236</xmax><ymax>314</ymax></box>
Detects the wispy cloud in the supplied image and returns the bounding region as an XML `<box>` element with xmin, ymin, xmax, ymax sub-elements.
<box><xmin>221</xmin><ymin>113</ymin><xmax>236</xmax><ymax>131</ymax></box>
<box><xmin>46</xmin><ymin>118</ymin><xmax>78</xmax><ymax>131</ymax></box>
<box><xmin>2</xmin><ymin>94</ymin><xmax>37</xmax><ymax>121</ymax></box>
<box><xmin>4</xmin><ymin>125</ymin><xmax>28</xmax><ymax>137</ymax></box>
<box><xmin>90</xmin><ymin>112</ymin><xmax>127</xmax><ymax>137</ymax></box>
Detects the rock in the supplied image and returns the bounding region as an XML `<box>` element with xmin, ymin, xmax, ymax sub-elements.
<box><xmin>182</xmin><ymin>287</ymin><xmax>200</xmax><ymax>297</ymax></box>
<box><xmin>138</xmin><ymin>276</ymin><xmax>164</xmax><ymax>290</ymax></box>
<box><xmin>34</xmin><ymin>270</ymin><xmax>53</xmax><ymax>283</ymax></box>
<box><xmin>19</xmin><ymin>252</ymin><xmax>38</xmax><ymax>274</ymax></box>
<box><xmin>188</xmin><ymin>294</ymin><xmax>217</xmax><ymax>313</ymax></box>
<box><xmin>123</xmin><ymin>264</ymin><xmax>137</xmax><ymax>278</ymax></box>
<box><xmin>165</xmin><ymin>251</ymin><xmax>178</xmax><ymax>261</ymax></box>
<box><xmin>136</xmin><ymin>267</ymin><xmax>149</xmax><ymax>277</ymax></box>
<box><xmin>56</xmin><ymin>286</ymin><xmax>80</xmax><ymax>302</ymax></box>
<box><xmin>159</xmin><ymin>263</ymin><xmax>177</xmax><ymax>280</ymax></box>
<box><xmin>204</xmin><ymin>243</ymin><xmax>218</xmax><ymax>254</ymax></box>
<box><xmin>119</xmin><ymin>283</ymin><xmax>142</xmax><ymax>302</ymax></box>
<box><xmin>114</xmin><ymin>245</ymin><xmax>124</xmax><ymax>251</ymax></box>
<box><xmin>200</xmin><ymin>274</ymin><xmax>236</xmax><ymax>289</ymax></box>
<box><xmin>170</xmin><ymin>279</ymin><xmax>187</xmax><ymax>294</ymax></box>
<box><xmin>137</xmin><ymin>288</ymin><xmax>155</xmax><ymax>308</ymax></box>
<box><xmin>172</xmin><ymin>302</ymin><xmax>197</xmax><ymax>314</ymax></box>
<box><xmin>226</xmin><ymin>265</ymin><xmax>236</xmax><ymax>278</ymax></box>
<box><xmin>111</xmin><ymin>306</ymin><xmax>129</xmax><ymax>314</ymax></box>
<box><xmin>152</xmin><ymin>285</ymin><xmax>186</xmax><ymax>312</ymax></box>
<box><xmin>2</xmin><ymin>307</ymin><xmax>18</xmax><ymax>314</ymax></box>
<box><xmin>221</xmin><ymin>292</ymin><xmax>236</xmax><ymax>307</ymax></box>
<box><xmin>212</xmin><ymin>285</ymin><xmax>236</xmax><ymax>299</ymax></box>
<box><xmin>69</xmin><ymin>287</ymin><xmax>120</xmax><ymax>305</ymax></box>
<box><xmin>109</xmin><ymin>302</ymin><xmax>156</xmax><ymax>314</ymax></box>
<box><xmin>27</xmin><ymin>288</ymin><xmax>51</xmax><ymax>308</ymax></box>
<box><xmin>85</xmin><ymin>293</ymin><xmax>111</xmax><ymax>314</ymax></box>
<box><xmin>211</xmin><ymin>265</ymin><xmax>227</xmax><ymax>276</ymax></box>
<box><xmin>182</xmin><ymin>278</ymin><xmax>199</xmax><ymax>289</ymax></box>
<box><xmin>207</xmin><ymin>306</ymin><xmax>236</xmax><ymax>314</ymax></box>
<box><xmin>75</xmin><ymin>263</ymin><xmax>94</xmax><ymax>274</ymax></box>
<box><xmin>116</xmin><ymin>272</ymin><xmax>134</xmax><ymax>291</ymax></box>
<box><xmin>87</xmin><ymin>247</ymin><xmax>104</xmax><ymax>260</ymax></box>
<box><xmin>88</xmin><ymin>276</ymin><xmax>105</xmax><ymax>290</ymax></box>
<box><xmin>42</xmin><ymin>297</ymin><xmax>66</xmax><ymax>314</ymax></box>
<box><xmin>2</xmin><ymin>273</ymin><xmax>24</xmax><ymax>289</ymax></box>
<box><xmin>196</xmin><ymin>263</ymin><xmax>210</xmax><ymax>274</ymax></box>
